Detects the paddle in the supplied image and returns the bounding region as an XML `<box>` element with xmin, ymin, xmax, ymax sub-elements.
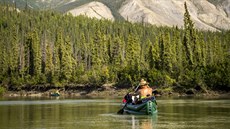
<box><xmin>117</xmin><ymin>84</ymin><xmax>140</xmax><ymax>114</ymax></box>
<box><xmin>134</xmin><ymin>84</ymin><xmax>140</xmax><ymax>92</ymax></box>
<box><xmin>117</xmin><ymin>100</ymin><xmax>129</xmax><ymax>114</ymax></box>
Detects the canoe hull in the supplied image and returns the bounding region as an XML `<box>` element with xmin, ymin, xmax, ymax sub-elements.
<box><xmin>123</xmin><ymin>99</ymin><xmax>157</xmax><ymax>115</ymax></box>
<box><xmin>50</xmin><ymin>93</ymin><xmax>60</xmax><ymax>96</ymax></box>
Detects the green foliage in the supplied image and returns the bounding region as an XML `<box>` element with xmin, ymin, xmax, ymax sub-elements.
<box><xmin>147</xmin><ymin>69</ymin><xmax>175</xmax><ymax>88</ymax></box>
<box><xmin>0</xmin><ymin>4</ymin><xmax>229</xmax><ymax>92</ymax></box>
<box><xmin>0</xmin><ymin>86</ymin><xmax>6</xmax><ymax>95</ymax></box>
<box><xmin>204</xmin><ymin>62</ymin><xmax>230</xmax><ymax>91</ymax></box>
<box><xmin>183</xmin><ymin>2</ymin><xmax>195</xmax><ymax>67</ymax></box>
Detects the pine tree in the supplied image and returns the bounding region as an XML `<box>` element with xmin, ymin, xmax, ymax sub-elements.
<box><xmin>45</xmin><ymin>42</ymin><xmax>53</xmax><ymax>83</ymax></box>
<box><xmin>163</xmin><ymin>32</ymin><xmax>173</xmax><ymax>73</ymax></box>
<box><xmin>183</xmin><ymin>2</ymin><xmax>195</xmax><ymax>67</ymax></box>
<box><xmin>0</xmin><ymin>33</ymin><xmax>7</xmax><ymax>79</ymax></box>
<box><xmin>125</xmin><ymin>34</ymin><xmax>141</xmax><ymax>66</ymax></box>
<box><xmin>91</xmin><ymin>29</ymin><xmax>102</xmax><ymax>67</ymax></box>
<box><xmin>175</xmin><ymin>29</ymin><xmax>185</xmax><ymax>75</ymax></box>
<box><xmin>60</xmin><ymin>35</ymin><xmax>73</xmax><ymax>82</ymax></box>
<box><xmin>53</xmin><ymin>30</ymin><xmax>62</xmax><ymax>83</ymax></box>
<box><xmin>9</xmin><ymin>25</ymin><xmax>19</xmax><ymax>76</ymax></box>
<box><xmin>110</xmin><ymin>36</ymin><xmax>123</xmax><ymax>65</ymax></box>
<box><xmin>32</xmin><ymin>30</ymin><xmax>42</xmax><ymax>77</ymax></box>
<box><xmin>197</xmin><ymin>33</ymin><xmax>205</xmax><ymax>66</ymax></box>
<box><xmin>158</xmin><ymin>32</ymin><xmax>165</xmax><ymax>70</ymax></box>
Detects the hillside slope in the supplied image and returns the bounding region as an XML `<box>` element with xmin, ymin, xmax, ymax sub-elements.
<box><xmin>1</xmin><ymin>0</ymin><xmax>230</xmax><ymax>30</ymax></box>
<box><xmin>119</xmin><ymin>0</ymin><xmax>230</xmax><ymax>31</ymax></box>
<box><xmin>66</xmin><ymin>1</ymin><xmax>114</xmax><ymax>21</ymax></box>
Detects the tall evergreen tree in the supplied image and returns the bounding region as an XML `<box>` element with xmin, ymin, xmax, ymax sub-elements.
<box><xmin>60</xmin><ymin>35</ymin><xmax>73</xmax><ymax>82</ymax></box>
<box><xmin>183</xmin><ymin>2</ymin><xmax>195</xmax><ymax>67</ymax></box>
<box><xmin>125</xmin><ymin>34</ymin><xmax>141</xmax><ymax>66</ymax></box>
<box><xmin>45</xmin><ymin>42</ymin><xmax>53</xmax><ymax>83</ymax></box>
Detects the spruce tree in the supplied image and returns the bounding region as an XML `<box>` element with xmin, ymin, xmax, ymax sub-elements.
<box><xmin>45</xmin><ymin>42</ymin><xmax>53</xmax><ymax>83</ymax></box>
<box><xmin>60</xmin><ymin>35</ymin><xmax>73</xmax><ymax>82</ymax></box>
<box><xmin>183</xmin><ymin>2</ymin><xmax>195</xmax><ymax>67</ymax></box>
<box><xmin>125</xmin><ymin>34</ymin><xmax>141</xmax><ymax>66</ymax></box>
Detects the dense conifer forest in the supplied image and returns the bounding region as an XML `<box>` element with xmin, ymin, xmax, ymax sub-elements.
<box><xmin>0</xmin><ymin>3</ymin><xmax>229</xmax><ymax>94</ymax></box>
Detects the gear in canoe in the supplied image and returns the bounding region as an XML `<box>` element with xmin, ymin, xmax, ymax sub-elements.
<box><xmin>50</xmin><ymin>90</ymin><xmax>60</xmax><ymax>96</ymax></box>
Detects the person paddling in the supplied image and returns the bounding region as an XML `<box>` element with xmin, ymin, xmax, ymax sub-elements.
<box><xmin>122</xmin><ymin>79</ymin><xmax>153</xmax><ymax>104</ymax></box>
<box><xmin>136</xmin><ymin>79</ymin><xmax>153</xmax><ymax>99</ymax></box>
<box><xmin>118</xmin><ymin>79</ymin><xmax>154</xmax><ymax>114</ymax></box>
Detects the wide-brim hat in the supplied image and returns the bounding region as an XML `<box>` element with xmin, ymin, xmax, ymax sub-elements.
<box><xmin>139</xmin><ymin>79</ymin><xmax>149</xmax><ymax>86</ymax></box>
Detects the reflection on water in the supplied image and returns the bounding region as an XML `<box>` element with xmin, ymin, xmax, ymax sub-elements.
<box><xmin>97</xmin><ymin>113</ymin><xmax>158</xmax><ymax>129</ymax></box>
<box><xmin>0</xmin><ymin>97</ymin><xmax>229</xmax><ymax>129</ymax></box>
<box><xmin>130</xmin><ymin>115</ymin><xmax>157</xmax><ymax>129</ymax></box>
<box><xmin>100</xmin><ymin>113</ymin><xmax>157</xmax><ymax>129</ymax></box>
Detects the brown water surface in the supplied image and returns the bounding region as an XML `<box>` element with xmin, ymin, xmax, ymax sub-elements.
<box><xmin>0</xmin><ymin>96</ymin><xmax>229</xmax><ymax>129</ymax></box>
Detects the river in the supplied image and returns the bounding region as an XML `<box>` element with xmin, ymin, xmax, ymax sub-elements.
<box><xmin>0</xmin><ymin>96</ymin><xmax>229</xmax><ymax>129</ymax></box>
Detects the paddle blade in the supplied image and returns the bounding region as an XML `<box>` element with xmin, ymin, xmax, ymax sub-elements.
<box><xmin>117</xmin><ymin>108</ymin><xmax>124</xmax><ymax>114</ymax></box>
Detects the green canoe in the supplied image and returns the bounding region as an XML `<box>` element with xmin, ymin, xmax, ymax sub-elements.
<box><xmin>123</xmin><ymin>97</ymin><xmax>157</xmax><ymax>115</ymax></box>
<box><xmin>50</xmin><ymin>93</ymin><xmax>60</xmax><ymax>97</ymax></box>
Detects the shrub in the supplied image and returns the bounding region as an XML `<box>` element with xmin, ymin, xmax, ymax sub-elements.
<box><xmin>0</xmin><ymin>86</ymin><xmax>6</xmax><ymax>95</ymax></box>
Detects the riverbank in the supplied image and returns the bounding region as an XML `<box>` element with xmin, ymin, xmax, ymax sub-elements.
<box><xmin>2</xmin><ymin>84</ymin><xmax>129</xmax><ymax>98</ymax></box>
<box><xmin>1</xmin><ymin>84</ymin><xmax>229</xmax><ymax>98</ymax></box>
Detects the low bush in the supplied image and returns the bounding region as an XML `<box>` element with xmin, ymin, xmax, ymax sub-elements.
<box><xmin>0</xmin><ymin>86</ymin><xmax>6</xmax><ymax>95</ymax></box>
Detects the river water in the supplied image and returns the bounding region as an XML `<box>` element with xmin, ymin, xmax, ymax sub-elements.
<box><xmin>0</xmin><ymin>96</ymin><xmax>229</xmax><ymax>129</ymax></box>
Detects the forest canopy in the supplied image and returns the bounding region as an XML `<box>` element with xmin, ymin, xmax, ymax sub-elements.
<box><xmin>0</xmin><ymin>3</ymin><xmax>229</xmax><ymax>92</ymax></box>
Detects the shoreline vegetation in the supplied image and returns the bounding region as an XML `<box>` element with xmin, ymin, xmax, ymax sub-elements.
<box><xmin>0</xmin><ymin>2</ymin><xmax>229</xmax><ymax>97</ymax></box>
<box><xmin>1</xmin><ymin>84</ymin><xmax>229</xmax><ymax>98</ymax></box>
